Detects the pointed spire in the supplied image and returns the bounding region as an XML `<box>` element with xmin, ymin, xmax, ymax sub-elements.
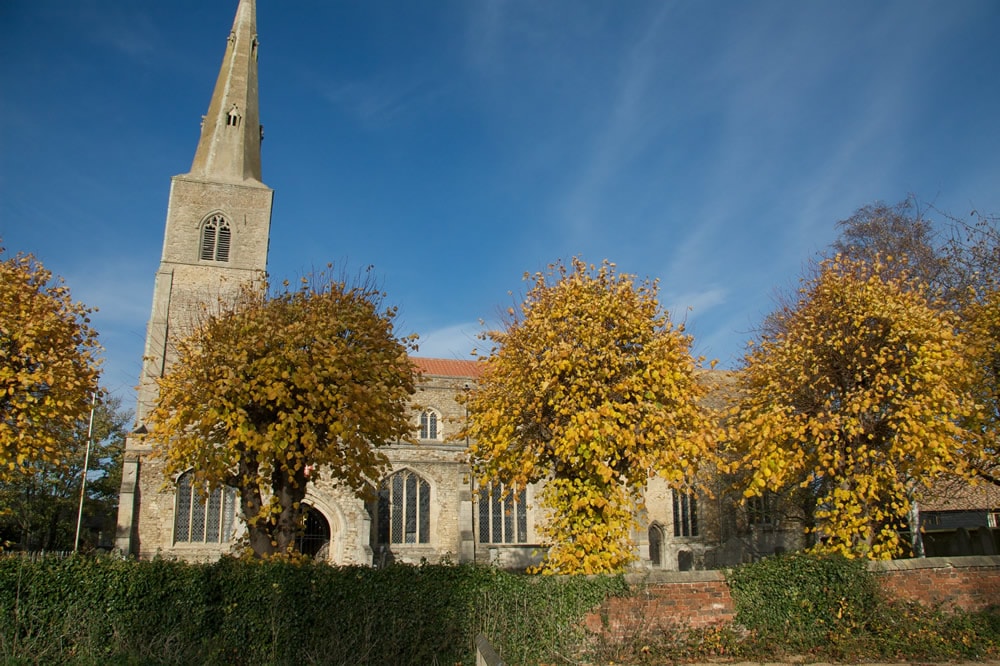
<box><xmin>189</xmin><ymin>0</ymin><xmax>263</xmax><ymax>182</ymax></box>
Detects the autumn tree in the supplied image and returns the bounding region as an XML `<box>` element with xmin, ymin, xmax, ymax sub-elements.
<box><xmin>830</xmin><ymin>202</ymin><xmax>1000</xmax><ymax>487</ymax></box>
<box><xmin>830</xmin><ymin>198</ymin><xmax>946</xmax><ymax>287</ymax></box>
<box><xmin>463</xmin><ymin>259</ymin><xmax>719</xmax><ymax>574</ymax></box>
<box><xmin>148</xmin><ymin>272</ymin><xmax>417</xmax><ymax>558</ymax></box>
<box><xmin>0</xmin><ymin>394</ymin><xmax>128</xmax><ymax>551</ymax></box>
<box><xmin>727</xmin><ymin>255</ymin><xmax>981</xmax><ymax>559</ymax></box>
<box><xmin>963</xmin><ymin>285</ymin><xmax>1000</xmax><ymax>485</ymax></box>
<box><xmin>0</xmin><ymin>244</ymin><xmax>101</xmax><ymax>486</ymax></box>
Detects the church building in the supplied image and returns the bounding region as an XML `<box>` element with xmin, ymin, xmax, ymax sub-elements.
<box><xmin>115</xmin><ymin>0</ymin><xmax>802</xmax><ymax>570</ymax></box>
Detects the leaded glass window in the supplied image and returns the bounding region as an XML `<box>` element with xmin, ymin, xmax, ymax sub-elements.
<box><xmin>419</xmin><ymin>410</ymin><xmax>439</xmax><ymax>440</ymax></box>
<box><xmin>478</xmin><ymin>483</ymin><xmax>527</xmax><ymax>543</ymax></box>
<box><xmin>174</xmin><ymin>471</ymin><xmax>237</xmax><ymax>543</ymax></box>
<box><xmin>672</xmin><ymin>489</ymin><xmax>698</xmax><ymax>537</ymax></box>
<box><xmin>376</xmin><ymin>470</ymin><xmax>430</xmax><ymax>544</ymax></box>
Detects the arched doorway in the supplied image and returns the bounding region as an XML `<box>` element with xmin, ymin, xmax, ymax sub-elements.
<box><xmin>648</xmin><ymin>524</ymin><xmax>663</xmax><ymax>567</ymax></box>
<box><xmin>296</xmin><ymin>505</ymin><xmax>330</xmax><ymax>559</ymax></box>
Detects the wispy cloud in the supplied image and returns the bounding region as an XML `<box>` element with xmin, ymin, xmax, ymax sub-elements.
<box><xmin>557</xmin><ymin>4</ymin><xmax>673</xmax><ymax>239</ymax></box>
<box><xmin>319</xmin><ymin>74</ymin><xmax>446</xmax><ymax>128</ymax></box>
<box><xmin>414</xmin><ymin>321</ymin><xmax>481</xmax><ymax>360</ymax></box>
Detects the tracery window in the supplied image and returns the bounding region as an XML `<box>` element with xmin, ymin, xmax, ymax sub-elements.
<box><xmin>478</xmin><ymin>483</ymin><xmax>527</xmax><ymax>544</ymax></box>
<box><xmin>377</xmin><ymin>470</ymin><xmax>430</xmax><ymax>544</ymax></box>
<box><xmin>672</xmin><ymin>488</ymin><xmax>698</xmax><ymax>537</ymax></box>
<box><xmin>199</xmin><ymin>214</ymin><xmax>231</xmax><ymax>262</ymax></box>
<box><xmin>174</xmin><ymin>470</ymin><xmax>237</xmax><ymax>543</ymax></box>
<box><xmin>419</xmin><ymin>409</ymin><xmax>439</xmax><ymax>440</ymax></box>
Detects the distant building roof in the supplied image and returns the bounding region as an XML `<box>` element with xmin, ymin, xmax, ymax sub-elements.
<box><xmin>919</xmin><ymin>476</ymin><xmax>1000</xmax><ymax>512</ymax></box>
<box><xmin>412</xmin><ymin>357</ymin><xmax>483</xmax><ymax>378</ymax></box>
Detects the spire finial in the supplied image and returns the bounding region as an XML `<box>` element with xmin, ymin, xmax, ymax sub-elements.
<box><xmin>189</xmin><ymin>0</ymin><xmax>263</xmax><ymax>182</ymax></box>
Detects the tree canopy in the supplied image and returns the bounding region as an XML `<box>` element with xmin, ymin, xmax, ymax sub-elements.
<box><xmin>0</xmin><ymin>244</ymin><xmax>101</xmax><ymax>486</ymax></box>
<box><xmin>963</xmin><ymin>285</ymin><xmax>1000</xmax><ymax>485</ymax></box>
<box><xmin>0</xmin><ymin>394</ymin><xmax>128</xmax><ymax>551</ymax></box>
<box><xmin>148</xmin><ymin>272</ymin><xmax>417</xmax><ymax>558</ymax></box>
<box><xmin>727</xmin><ymin>255</ymin><xmax>981</xmax><ymax>559</ymax></box>
<box><xmin>463</xmin><ymin>258</ymin><xmax>719</xmax><ymax>574</ymax></box>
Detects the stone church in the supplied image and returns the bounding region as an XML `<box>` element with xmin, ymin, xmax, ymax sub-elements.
<box><xmin>115</xmin><ymin>0</ymin><xmax>801</xmax><ymax>570</ymax></box>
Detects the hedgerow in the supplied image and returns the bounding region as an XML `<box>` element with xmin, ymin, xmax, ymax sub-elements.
<box><xmin>2</xmin><ymin>553</ymin><xmax>997</xmax><ymax>664</ymax></box>
<box><xmin>0</xmin><ymin>555</ymin><xmax>625</xmax><ymax>665</ymax></box>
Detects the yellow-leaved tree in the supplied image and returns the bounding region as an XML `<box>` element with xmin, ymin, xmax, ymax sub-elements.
<box><xmin>462</xmin><ymin>258</ymin><xmax>719</xmax><ymax>574</ymax></box>
<box><xmin>0</xmin><ymin>244</ymin><xmax>101</xmax><ymax>485</ymax></box>
<box><xmin>963</xmin><ymin>285</ymin><xmax>1000</xmax><ymax>485</ymax></box>
<box><xmin>148</xmin><ymin>272</ymin><xmax>417</xmax><ymax>558</ymax></box>
<box><xmin>727</xmin><ymin>255</ymin><xmax>980</xmax><ymax>559</ymax></box>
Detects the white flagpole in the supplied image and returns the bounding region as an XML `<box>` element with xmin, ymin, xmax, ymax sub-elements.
<box><xmin>74</xmin><ymin>393</ymin><xmax>98</xmax><ymax>552</ymax></box>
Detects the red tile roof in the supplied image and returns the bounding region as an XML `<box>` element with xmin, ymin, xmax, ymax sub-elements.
<box><xmin>919</xmin><ymin>476</ymin><xmax>1000</xmax><ymax>512</ymax></box>
<box><xmin>412</xmin><ymin>357</ymin><xmax>483</xmax><ymax>378</ymax></box>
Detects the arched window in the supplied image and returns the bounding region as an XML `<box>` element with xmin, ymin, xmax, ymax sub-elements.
<box><xmin>174</xmin><ymin>471</ymin><xmax>237</xmax><ymax>543</ymax></box>
<box><xmin>672</xmin><ymin>489</ymin><xmax>698</xmax><ymax>537</ymax></box>
<box><xmin>226</xmin><ymin>104</ymin><xmax>242</xmax><ymax>127</ymax></box>
<box><xmin>478</xmin><ymin>482</ymin><xmax>527</xmax><ymax>544</ymax></box>
<box><xmin>199</xmin><ymin>214</ymin><xmax>231</xmax><ymax>262</ymax></box>
<box><xmin>419</xmin><ymin>410</ymin><xmax>439</xmax><ymax>440</ymax></box>
<box><xmin>377</xmin><ymin>470</ymin><xmax>430</xmax><ymax>544</ymax></box>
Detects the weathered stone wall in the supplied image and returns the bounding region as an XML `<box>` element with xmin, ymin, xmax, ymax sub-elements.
<box><xmin>134</xmin><ymin>177</ymin><xmax>272</xmax><ymax>424</ymax></box>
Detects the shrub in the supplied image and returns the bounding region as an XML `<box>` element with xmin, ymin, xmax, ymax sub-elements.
<box><xmin>725</xmin><ymin>552</ymin><xmax>880</xmax><ymax>650</ymax></box>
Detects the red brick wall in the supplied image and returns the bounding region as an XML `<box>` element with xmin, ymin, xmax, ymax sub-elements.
<box><xmin>584</xmin><ymin>571</ymin><xmax>735</xmax><ymax>637</ymax></box>
<box><xmin>585</xmin><ymin>556</ymin><xmax>1000</xmax><ymax>636</ymax></box>
<box><xmin>873</xmin><ymin>555</ymin><xmax>1000</xmax><ymax>612</ymax></box>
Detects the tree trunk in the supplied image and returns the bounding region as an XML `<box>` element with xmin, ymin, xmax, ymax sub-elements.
<box><xmin>270</xmin><ymin>464</ymin><xmax>307</xmax><ymax>554</ymax></box>
<box><xmin>238</xmin><ymin>458</ymin><xmax>274</xmax><ymax>557</ymax></box>
<box><xmin>237</xmin><ymin>456</ymin><xmax>309</xmax><ymax>557</ymax></box>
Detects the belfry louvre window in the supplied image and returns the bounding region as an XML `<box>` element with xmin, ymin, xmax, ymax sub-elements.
<box><xmin>377</xmin><ymin>470</ymin><xmax>430</xmax><ymax>544</ymax></box>
<box><xmin>478</xmin><ymin>483</ymin><xmax>527</xmax><ymax>544</ymax></box>
<box><xmin>199</xmin><ymin>215</ymin><xmax>231</xmax><ymax>262</ymax></box>
<box><xmin>174</xmin><ymin>470</ymin><xmax>237</xmax><ymax>543</ymax></box>
<box><xmin>672</xmin><ymin>489</ymin><xmax>698</xmax><ymax>537</ymax></box>
<box><xmin>419</xmin><ymin>410</ymin><xmax>439</xmax><ymax>440</ymax></box>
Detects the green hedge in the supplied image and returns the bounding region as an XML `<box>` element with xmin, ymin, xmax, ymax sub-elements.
<box><xmin>0</xmin><ymin>555</ymin><xmax>626</xmax><ymax>665</ymax></box>
<box><xmin>725</xmin><ymin>552</ymin><xmax>879</xmax><ymax>649</ymax></box>
<box><xmin>724</xmin><ymin>552</ymin><xmax>999</xmax><ymax>661</ymax></box>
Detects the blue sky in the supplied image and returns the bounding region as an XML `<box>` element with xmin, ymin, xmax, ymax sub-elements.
<box><xmin>2</xmin><ymin>1</ymin><xmax>999</xmax><ymax>404</ymax></box>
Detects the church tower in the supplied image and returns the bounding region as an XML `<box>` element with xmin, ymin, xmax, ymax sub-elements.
<box><xmin>116</xmin><ymin>0</ymin><xmax>273</xmax><ymax>555</ymax></box>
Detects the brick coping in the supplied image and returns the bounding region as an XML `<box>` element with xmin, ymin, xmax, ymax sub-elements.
<box><xmin>870</xmin><ymin>554</ymin><xmax>1000</xmax><ymax>572</ymax></box>
<box><xmin>620</xmin><ymin>554</ymin><xmax>1000</xmax><ymax>582</ymax></box>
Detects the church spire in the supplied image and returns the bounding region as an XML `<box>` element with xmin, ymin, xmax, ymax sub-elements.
<box><xmin>189</xmin><ymin>0</ymin><xmax>263</xmax><ymax>182</ymax></box>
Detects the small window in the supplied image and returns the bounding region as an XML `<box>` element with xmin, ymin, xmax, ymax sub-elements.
<box><xmin>174</xmin><ymin>471</ymin><xmax>237</xmax><ymax>543</ymax></box>
<box><xmin>747</xmin><ymin>491</ymin><xmax>777</xmax><ymax>526</ymax></box>
<box><xmin>377</xmin><ymin>470</ymin><xmax>430</xmax><ymax>544</ymax></box>
<box><xmin>419</xmin><ymin>410</ymin><xmax>439</xmax><ymax>440</ymax></box>
<box><xmin>227</xmin><ymin>104</ymin><xmax>242</xmax><ymax>127</ymax></box>
<box><xmin>200</xmin><ymin>214</ymin><xmax>231</xmax><ymax>262</ymax></box>
<box><xmin>672</xmin><ymin>488</ymin><xmax>698</xmax><ymax>537</ymax></box>
<box><xmin>478</xmin><ymin>483</ymin><xmax>528</xmax><ymax>544</ymax></box>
